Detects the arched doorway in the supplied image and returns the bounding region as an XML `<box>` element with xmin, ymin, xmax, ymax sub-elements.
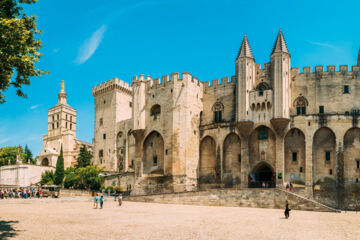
<box><xmin>223</xmin><ymin>133</ymin><xmax>241</xmax><ymax>185</ymax></box>
<box><xmin>199</xmin><ymin>136</ymin><xmax>218</xmax><ymax>183</ymax></box>
<box><xmin>313</xmin><ymin>127</ymin><xmax>336</xmax><ymax>184</ymax></box>
<box><xmin>41</xmin><ymin>158</ymin><xmax>49</xmax><ymax>166</ymax></box>
<box><xmin>249</xmin><ymin>125</ymin><xmax>276</xmax><ymax>175</ymax></box>
<box><xmin>249</xmin><ymin>162</ymin><xmax>275</xmax><ymax>188</ymax></box>
<box><xmin>344</xmin><ymin>127</ymin><xmax>360</xmax><ymax>187</ymax></box>
<box><xmin>143</xmin><ymin>131</ymin><xmax>164</xmax><ymax>175</ymax></box>
<box><xmin>284</xmin><ymin>128</ymin><xmax>306</xmax><ymax>184</ymax></box>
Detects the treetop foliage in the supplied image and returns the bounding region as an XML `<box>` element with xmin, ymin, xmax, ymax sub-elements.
<box><xmin>0</xmin><ymin>0</ymin><xmax>48</xmax><ymax>103</ymax></box>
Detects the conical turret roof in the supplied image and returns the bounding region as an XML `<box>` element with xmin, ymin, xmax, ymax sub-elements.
<box><xmin>271</xmin><ymin>30</ymin><xmax>289</xmax><ymax>55</ymax></box>
<box><xmin>237</xmin><ymin>35</ymin><xmax>254</xmax><ymax>59</ymax></box>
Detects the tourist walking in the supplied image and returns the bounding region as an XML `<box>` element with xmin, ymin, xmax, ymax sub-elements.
<box><xmin>289</xmin><ymin>182</ymin><xmax>294</xmax><ymax>192</ymax></box>
<box><xmin>118</xmin><ymin>193</ymin><xmax>122</xmax><ymax>206</ymax></box>
<box><xmin>94</xmin><ymin>194</ymin><xmax>99</xmax><ymax>209</ymax></box>
<box><xmin>100</xmin><ymin>195</ymin><xmax>104</xmax><ymax>209</ymax></box>
<box><xmin>284</xmin><ymin>200</ymin><xmax>291</xmax><ymax>219</ymax></box>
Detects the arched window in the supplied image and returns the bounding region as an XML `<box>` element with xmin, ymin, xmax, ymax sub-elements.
<box><xmin>150</xmin><ymin>104</ymin><xmax>161</xmax><ymax>120</ymax></box>
<box><xmin>212</xmin><ymin>102</ymin><xmax>224</xmax><ymax>123</ymax></box>
<box><xmin>255</xmin><ymin>82</ymin><xmax>271</xmax><ymax>97</ymax></box>
<box><xmin>294</xmin><ymin>96</ymin><xmax>308</xmax><ymax>115</ymax></box>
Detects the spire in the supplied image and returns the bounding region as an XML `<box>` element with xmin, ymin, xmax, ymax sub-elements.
<box><xmin>357</xmin><ymin>48</ymin><xmax>360</xmax><ymax>66</ymax></box>
<box><xmin>271</xmin><ymin>29</ymin><xmax>289</xmax><ymax>55</ymax></box>
<box><xmin>237</xmin><ymin>35</ymin><xmax>254</xmax><ymax>59</ymax></box>
<box><xmin>58</xmin><ymin>80</ymin><xmax>67</xmax><ymax>105</ymax></box>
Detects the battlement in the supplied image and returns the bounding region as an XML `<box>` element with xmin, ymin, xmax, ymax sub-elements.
<box><xmin>203</xmin><ymin>76</ymin><xmax>236</xmax><ymax>91</ymax></box>
<box><xmin>92</xmin><ymin>77</ymin><xmax>132</xmax><ymax>97</ymax></box>
<box><xmin>291</xmin><ymin>65</ymin><xmax>360</xmax><ymax>78</ymax></box>
<box><xmin>132</xmin><ymin>72</ymin><xmax>203</xmax><ymax>89</ymax></box>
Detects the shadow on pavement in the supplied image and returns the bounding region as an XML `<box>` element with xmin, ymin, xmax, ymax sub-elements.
<box><xmin>0</xmin><ymin>220</ymin><xmax>19</xmax><ymax>240</ymax></box>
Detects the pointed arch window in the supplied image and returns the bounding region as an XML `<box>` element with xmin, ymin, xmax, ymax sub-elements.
<box><xmin>150</xmin><ymin>104</ymin><xmax>161</xmax><ymax>120</ymax></box>
<box><xmin>294</xmin><ymin>96</ymin><xmax>308</xmax><ymax>115</ymax></box>
<box><xmin>255</xmin><ymin>82</ymin><xmax>271</xmax><ymax>97</ymax></box>
<box><xmin>212</xmin><ymin>102</ymin><xmax>224</xmax><ymax>123</ymax></box>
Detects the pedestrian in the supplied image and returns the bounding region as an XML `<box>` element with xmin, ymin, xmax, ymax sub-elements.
<box><xmin>94</xmin><ymin>194</ymin><xmax>98</xmax><ymax>209</ymax></box>
<box><xmin>262</xmin><ymin>182</ymin><xmax>265</xmax><ymax>188</ymax></box>
<box><xmin>284</xmin><ymin>200</ymin><xmax>291</xmax><ymax>219</ymax></box>
<box><xmin>100</xmin><ymin>195</ymin><xmax>104</xmax><ymax>209</ymax></box>
<box><xmin>289</xmin><ymin>182</ymin><xmax>293</xmax><ymax>192</ymax></box>
<box><xmin>118</xmin><ymin>193</ymin><xmax>122</xmax><ymax>206</ymax></box>
<box><xmin>107</xmin><ymin>188</ymin><xmax>111</xmax><ymax>196</ymax></box>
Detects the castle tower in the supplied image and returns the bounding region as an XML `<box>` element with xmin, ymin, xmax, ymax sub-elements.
<box><xmin>270</xmin><ymin>30</ymin><xmax>291</xmax><ymax>119</ymax></box>
<box><xmin>92</xmin><ymin>78</ymin><xmax>133</xmax><ymax>171</ymax></box>
<box><xmin>357</xmin><ymin>48</ymin><xmax>360</xmax><ymax>66</ymax></box>
<box><xmin>236</xmin><ymin>35</ymin><xmax>255</xmax><ymax>122</ymax></box>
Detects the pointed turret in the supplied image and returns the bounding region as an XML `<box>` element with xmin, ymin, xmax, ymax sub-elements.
<box><xmin>271</xmin><ymin>29</ymin><xmax>289</xmax><ymax>55</ymax></box>
<box><xmin>357</xmin><ymin>48</ymin><xmax>360</xmax><ymax>66</ymax></box>
<box><xmin>237</xmin><ymin>35</ymin><xmax>254</xmax><ymax>59</ymax></box>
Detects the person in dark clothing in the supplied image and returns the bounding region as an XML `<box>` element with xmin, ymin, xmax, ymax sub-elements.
<box><xmin>284</xmin><ymin>200</ymin><xmax>291</xmax><ymax>219</ymax></box>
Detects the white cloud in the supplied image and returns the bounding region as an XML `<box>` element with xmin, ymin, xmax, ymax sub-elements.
<box><xmin>75</xmin><ymin>25</ymin><xmax>107</xmax><ymax>64</ymax></box>
<box><xmin>30</xmin><ymin>104</ymin><xmax>42</xmax><ymax>110</ymax></box>
<box><xmin>0</xmin><ymin>138</ymin><xmax>9</xmax><ymax>145</ymax></box>
<box><xmin>308</xmin><ymin>41</ymin><xmax>343</xmax><ymax>52</ymax></box>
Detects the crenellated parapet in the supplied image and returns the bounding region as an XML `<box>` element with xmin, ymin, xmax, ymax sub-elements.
<box><xmin>92</xmin><ymin>77</ymin><xmax>132</xmax><ymax>97</ymax></box>
<box><xmin>203</xmin><ymin>76</ymin><xmax>236</xmax><ymax>93</ymax></box>
<box><xmin>291</xmin><ymin>65</ymin><xmax>360</xmax><ymax>79</ymax></box>
<box><xmin>132</xmin><ymin>72</ymin><xmax>203</xmax><ymax>90</ymax></box>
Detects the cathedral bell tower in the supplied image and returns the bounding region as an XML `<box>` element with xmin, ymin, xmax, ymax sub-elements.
<box><xmin>236</xmin><ymin>35</ymin><xmax>255</xmax><ymax>122</ymax></box>
<box><xmin>269</xmin><ymin>30</ymin><xmax>291</xmax><ymax>136</ymax></box>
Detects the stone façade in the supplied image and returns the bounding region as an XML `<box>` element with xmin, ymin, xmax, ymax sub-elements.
<box><xmin>92</xmin><ymin>30</ymin><xmax>360</xmax><ymax>209</ymax></box>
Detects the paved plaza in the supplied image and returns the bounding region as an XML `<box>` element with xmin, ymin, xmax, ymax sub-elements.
<box><xmin>0</xmin><ymin>197</ymin><xmax>359</xmax><ymax>240</ymax></box>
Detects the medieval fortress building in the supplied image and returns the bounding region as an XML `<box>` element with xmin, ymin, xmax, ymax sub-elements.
<box><xmin>93</xmin><ymin>30</ymin><xmax>360</xmax><ymax>206</ymax></box>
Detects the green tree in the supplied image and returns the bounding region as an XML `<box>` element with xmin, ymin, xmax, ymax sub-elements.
<box><xmin>63</xmin><ymin>167</ymin><xmax>78</xmax><ymax>189</ymax></box>
<box><xmin>54</xmin><ymin>145</ymin><xmax>64</xmax><ymax>185</ymax></box>
<box><xmin>40</xmin><ymin>170</ymin><xmax>55</xmax><ymax>185</ymax></box>
<box><xmin>24</xmin><ymin>144</ymin><xmax>34</xmax><ymax>164</ymax></box>
<box><xmin>0</xmin><ymin>0</ymin><xmax>48</xmax><ymax>104</ymax></box>
<box><xmin>0</xmin><ymin>146</ymin><xmax>25</xmax><ymax>166</ymax></box>
<box><xmin>76</xmin><ymin>165</ymin><xmax>104</xmax><ymax>191</ymax></box>
<box><xmin>75</xmin><ymin>145</ymin><xmax>92</xmax><ymax>168</ymax></box>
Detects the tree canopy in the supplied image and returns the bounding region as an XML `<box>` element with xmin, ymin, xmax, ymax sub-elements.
<box><xmin>0</xmin><ymin>0</ymin><xmax>48</xmax><ymax>103</ymax></box>
<box><xmin>54</xmin><ymin>145</ymin><xmax>64</xmax><ymax>185</ymax></box>
<box><xmin>0</xmin><ymin>146</ymin><xmax>25</xmax><ymax>166</ymax></box>
<box><xmin>75</xmin><ymin>145</ymin><xmax>92</xmax><ymax>168</ymax></box>
<box><xmin>63</xmin><ymin>165</ymin><xmax>104</xmax><ymax>191</ymax></box>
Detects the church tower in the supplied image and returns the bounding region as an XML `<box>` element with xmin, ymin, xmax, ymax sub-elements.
<box><xmin>236</xmin><ymin>35</ymin><xmax>255</xmax><ymax>121</ymax></box>
<box><xmin>270</xmin><ymin>30</ymin><xmax>291</xmax><ymax>119</ymax></box>
<box><xmin>48</xmin><ymin>80</ymin><xmax>77</xmax><ymax>138</ymax></box>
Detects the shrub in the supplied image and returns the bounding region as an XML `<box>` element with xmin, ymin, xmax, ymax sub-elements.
<box><xmin>40</xmin><ymin>170</ymin><xmax>55</xmax><ymax>185</ymax></box>
<box><xmin>106</xmin><ymin>186</ymin><xmax>114</xmax><ymax>193</ymax></box>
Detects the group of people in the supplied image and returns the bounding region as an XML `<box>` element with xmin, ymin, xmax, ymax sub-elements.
<box><xmin>0</xmin><ymin>188</ymin><xmax>44</xmax><ymax>199</ymax></box>
<box><xmin>93</xmin><ymin>193</ymin><xmax>123</xmax><ymax>209</ymax></box>
<box><xmin>286</xmin><ymin>182</ymin><xmax>294</xmax><ymax>192</ymax></box>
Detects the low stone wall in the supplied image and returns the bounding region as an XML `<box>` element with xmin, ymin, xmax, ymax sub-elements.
<box><xmin>125</xmin><ymin>188</ymin><xmax>336</xmax><ymax>212</ymax></box>
<box><xmin>59</xmin><ymin>189</ymin><xmax>92</xmax><ymax>197</ymax></box>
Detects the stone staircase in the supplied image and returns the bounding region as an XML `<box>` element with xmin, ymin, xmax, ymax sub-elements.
<box><xmin>125</xmin><ymin>188</ymin><xmax>340</xmax><ymax>212</ymax></box>
<box><xmin>277</xmin><ymin>188</ymin><xmax>340</xmax><ymax>213</ymax></box>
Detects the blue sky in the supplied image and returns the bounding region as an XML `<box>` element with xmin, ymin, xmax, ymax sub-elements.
<box><xmin>1</xmin><ymin>0</ymin><xmax>359</xmax><ymax>156</ymax></box>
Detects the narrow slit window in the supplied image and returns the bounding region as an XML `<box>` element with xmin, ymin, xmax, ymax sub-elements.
<box><xmin>292</xmin><ymin>152</ymin><xmax>297</xmax><ymax>162</ymax></box>
<box><xmin>325</xmin><ymin>151</ymin><xmax>331</xmax><ymax>161</ymax></box>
